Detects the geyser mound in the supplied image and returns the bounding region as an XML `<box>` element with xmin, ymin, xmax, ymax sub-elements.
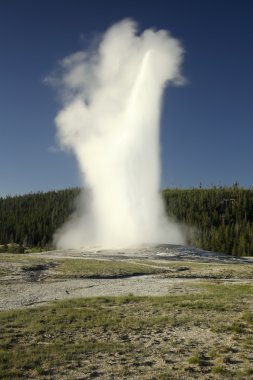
<box><xmin>53</xmin><ymin>19</ymin><xmax>185</xmax><ymax>249</ymax></box>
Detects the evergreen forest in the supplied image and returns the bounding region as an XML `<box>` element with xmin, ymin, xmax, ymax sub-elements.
<box><xmin>0</xmin><ymin>186</ymin><xmax>253</xmax><ymax>256</ymax></box>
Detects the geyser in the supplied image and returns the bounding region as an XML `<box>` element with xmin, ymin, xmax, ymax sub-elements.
<box><xmin>53</xmin><ymin>19</ymin><xmax>185</xmax><ymax>248</ymax></box>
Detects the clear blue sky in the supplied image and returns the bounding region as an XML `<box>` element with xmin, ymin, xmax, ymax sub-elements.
<box><xmin>0</xmin><ymin>0</ymin><xmax>252</xmax><ymax>196</ymax></box>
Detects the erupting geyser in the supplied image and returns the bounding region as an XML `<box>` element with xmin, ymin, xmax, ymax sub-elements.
<box><xmin>53</xmin><ymin>19</ymin><xmax>185</xmax><ymax>248</ymax></box>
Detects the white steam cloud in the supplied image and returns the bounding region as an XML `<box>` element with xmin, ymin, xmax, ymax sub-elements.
<box><xmin>53</xmin><ymin>19</ymin><xmax>185</xmax><ymax>248</ymax></box>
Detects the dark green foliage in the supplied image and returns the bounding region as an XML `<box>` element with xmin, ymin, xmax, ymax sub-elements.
<box><xmin>163</xmin><ymin>186</ymin><xmax>253</xmax><ymax>256</ymax></box>
<box><xmin>0</xmin><ymin>188</ymin><xmax>80</xmax><ymax>249</ymax></box>
<box><xmin>0</xmin><ymin>186</ymin><xmax>252</xmax><ymax>256</ymax></box>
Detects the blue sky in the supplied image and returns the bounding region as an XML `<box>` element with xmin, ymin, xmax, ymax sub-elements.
<box><xmin>0</xmin><ymin>0</ymin><xmax>253</xmax><ymax>196</ymax></box>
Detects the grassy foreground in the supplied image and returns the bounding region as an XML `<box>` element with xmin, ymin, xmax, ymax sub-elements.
<box><xmin>1</xmin><ymin>282</ymin><xmax>253</xmax><ymax>379</ymax></box>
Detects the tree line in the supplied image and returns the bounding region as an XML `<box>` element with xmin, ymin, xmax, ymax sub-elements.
<box><xmin>0</xmin><ymin>186</ymin><xmax>252</xmax><ymax>256</ymax></box>
<box><xmin>0</xmin><ymin>188</ymin><xmax>79</xmax><ymax>251</ymax></box>
<box><xmin>163</xmin><ymin>185</ymin><xmax>253</xmax><ymax>256</ymax></box>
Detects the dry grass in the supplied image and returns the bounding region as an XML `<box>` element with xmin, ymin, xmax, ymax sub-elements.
<box><xmin>2</xmin><ymin>253</ymin><xmax>253</xmax><ymax>281</ymax></box>
<box><xmin>0</xmin><ymin>282</ymin><xmax>253</xmax><ymax>379</ymax></box>
<box><xmin>1</xmin><ymin>253</ymin><xmax>253</xmax><ymax>379</ymax></box>
<box><xmin>140</xmin><ymin>259</ymin><xmax>253</xmax><ymax>279</ymax></box>
<box><xmin>0</xmin><ymin>254</ymin><xmax>167</xmax><ymax>280</ymax></box>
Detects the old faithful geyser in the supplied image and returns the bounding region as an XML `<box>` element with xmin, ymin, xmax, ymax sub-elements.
<box><xmin>53</xmin><ymin>19</ymin><xmax>185</xmax><ymax>248</ymax></box>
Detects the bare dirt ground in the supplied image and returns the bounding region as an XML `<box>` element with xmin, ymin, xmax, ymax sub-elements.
<box><xmin>1</xmin><ymin>244</ymin><xmax>252</xmax><ymax>310</ymax></box>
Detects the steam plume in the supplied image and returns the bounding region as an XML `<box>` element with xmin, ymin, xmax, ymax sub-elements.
<box><xmin>53</xmin><ymin>19</ymin><xmax>185</xmax><ymax>248</ymax></box>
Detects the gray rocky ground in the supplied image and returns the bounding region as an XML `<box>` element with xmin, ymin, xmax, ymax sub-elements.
<box><xmin>1</xmin><ymin>245</ymin><xmax>252</xmax><ymax>310</ymax></box>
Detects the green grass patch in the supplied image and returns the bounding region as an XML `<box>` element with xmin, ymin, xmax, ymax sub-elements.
<box><xmin>188</xmin><ymin>353</ymin><xmax>207</xmax><ymax>366</ymax></box>
<box><xmin>0</xmin><ymin>254</ymin><xmax>169</xmax><ymax>280</ymax></box>
<box><xmin>52</xmin><ymin>259</ymin><xmax>167</xmax><ymax>278</ymax></box>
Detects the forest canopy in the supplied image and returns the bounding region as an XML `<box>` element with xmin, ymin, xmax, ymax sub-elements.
<box><xmin>0</xmin><ymin>186</ymin><xmax>252</xmax><ymax>256</ymax></box>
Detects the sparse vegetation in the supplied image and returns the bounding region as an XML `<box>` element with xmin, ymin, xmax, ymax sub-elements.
<box><xmin>1</xmin><ymin>253</ymin><xmax>253</xmax><ymax>281</ymax></box>
<box><xmin>53</xmin><ymin>258</ymin><xmax>167</xmax><ymax>278</ymax></box>
<box><xmin>0</xmin><ymin>243</ymin><xmax>24</xmax><ymax>254</ymax></box>
<box><xmin>1</xmin><ymin>252</ymin><xmax>253</xmax><ymax>378</ymax></box>
<box><xmin>0</xmin><ymin>254</ymin><xmax>168</xmax><ymax>280</ymax></box>
<box><xmin>0</xmin><ymin>280</ymin><xmax>253</xmax><ymax>379</ymax></box>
